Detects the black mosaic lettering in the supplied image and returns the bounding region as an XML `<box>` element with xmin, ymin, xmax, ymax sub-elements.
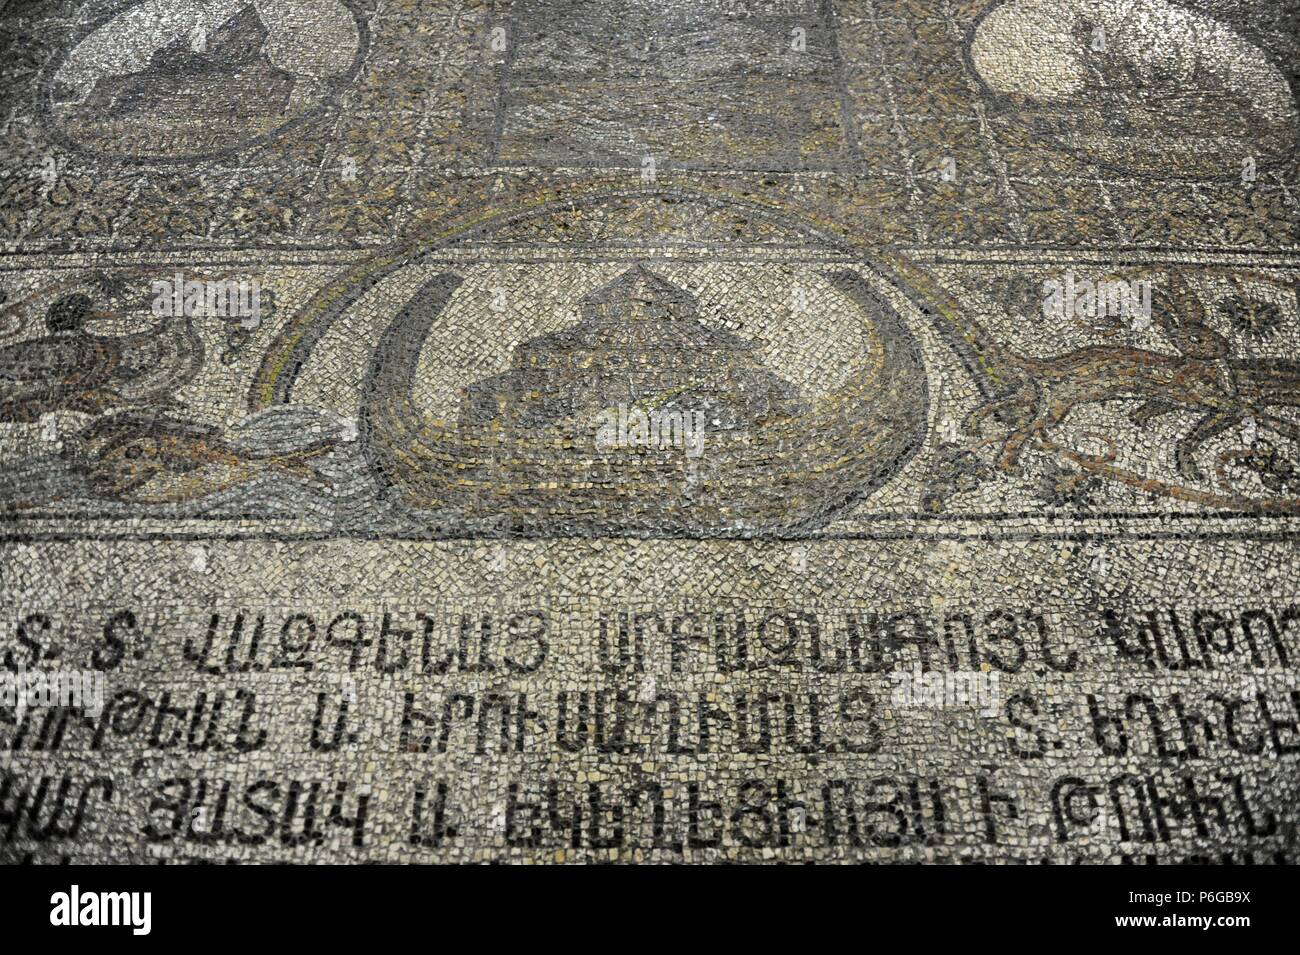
<box><xmin>1</xmin><ymin>0</ymin><xmax>1298</xmax><ymax>865</ymax></box>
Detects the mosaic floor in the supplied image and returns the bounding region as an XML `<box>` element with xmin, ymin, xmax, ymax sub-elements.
<box><xmin>1</xmin><ymin>0</ymin><xmax>1298</xmax><ymax>863</ymax></box>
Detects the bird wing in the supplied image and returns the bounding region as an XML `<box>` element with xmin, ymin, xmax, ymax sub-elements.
<box><xmin>0</xmin><ymin>336</ymin><xmax>96</xmax><ymax>383</ymax></box>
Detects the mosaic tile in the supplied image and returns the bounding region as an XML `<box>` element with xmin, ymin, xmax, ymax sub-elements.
<box><xmin>0</xmin><ymin>0</ymin><xmax>1298</xmax><ymax>864</ymax></box>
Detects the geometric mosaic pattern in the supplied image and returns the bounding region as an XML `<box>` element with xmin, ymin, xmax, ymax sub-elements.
<box><xmin>1</xmin><ymin>0</ymin><xmax>1298</xmax><ymax>863</ymax></box>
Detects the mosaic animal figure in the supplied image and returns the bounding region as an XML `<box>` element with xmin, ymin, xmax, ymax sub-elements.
<box><xmin>66</xmin><ymin>409</ymin><xmax>335</xmax><ymax>502</ymax></box>
<box><xmin>0</xmin><ymin>294</ymin><xmax>204</xmax><ymax>423</ymax></box>
<box><xmin>967</xmin><ymin>278</ymin><xmax>1300</xmax><ymax>483</ymax></box>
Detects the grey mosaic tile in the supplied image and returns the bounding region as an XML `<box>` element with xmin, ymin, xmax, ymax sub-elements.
<box><xmin>0</xmin><ymin>0</ymin><xmax>1297</xmax><ymax>865</ymax></box>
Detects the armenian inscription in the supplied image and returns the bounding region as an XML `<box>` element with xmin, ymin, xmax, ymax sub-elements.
<box><xmin>1</xmin><ymin>0</ymin><xmax>1299</xmax><ymax>863</ymax></box>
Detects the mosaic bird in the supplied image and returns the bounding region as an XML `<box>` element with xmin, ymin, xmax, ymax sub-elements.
<box><xmin>0</xmin><ymin>293</ymin><xmax>204</xmax><ymax>423</ymax></box>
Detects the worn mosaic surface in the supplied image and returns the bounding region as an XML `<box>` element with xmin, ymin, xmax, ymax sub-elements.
<box><xmin>1</xmin><ymin>0</ymin><xmax>1299</xmax><ymax>863</ymax></box>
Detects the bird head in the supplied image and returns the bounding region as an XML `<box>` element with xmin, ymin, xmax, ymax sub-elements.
<box><xmin>45</xmin><ymin>293</ymin><xmax>100</xmax><ymax>333</ymax></box>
